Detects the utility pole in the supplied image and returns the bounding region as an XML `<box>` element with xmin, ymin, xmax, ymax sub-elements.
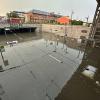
<box><xmin>85</xmin><ymin>16</ymin><xmax>89</xmax><ymax>26</ymax></box>
<box><xmin>70</xmin><ymin>11</ymin><xmax>74</xmax><ymax>38</ymax></box>
<box><xmin>70</xmin><ymin>11</ymin><xmax>74</xmax><ymax>25</ymax></box>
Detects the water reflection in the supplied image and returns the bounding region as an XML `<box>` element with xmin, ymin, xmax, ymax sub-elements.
<box><xmin>0</xmin><ymin>32</ymin><xmax>86</xmax><ymax>51</ymax></box>
<box><xmin>0</xmin><ymin>32</ymin><xmax>86</xmax><ymax>71</ymax></box>
<box><xmin>0</xmin><ymin>32</ymin><xmax>42</xmax><ymax>46</ymax></box>
<box><xmin>0</xmin><ymin>32</ymin><xmax>87</xmax><ymax>100</ymax></box>
<box><xmin>42</xmin><ymin>32</ymin><xmax>86</xmax><ymax>51</ymax></box>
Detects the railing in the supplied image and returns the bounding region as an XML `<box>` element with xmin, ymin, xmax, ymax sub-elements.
<box><xmin>89</xmin><ymin>4</ymin><xmax>100</xmax><ymax>40</ymax></box>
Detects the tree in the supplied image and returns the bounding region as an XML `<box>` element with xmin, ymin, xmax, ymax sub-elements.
<box><xmin>71</xmin><ymin>20</ymin><xmax>83</xmax><ymax>25</ymax></box>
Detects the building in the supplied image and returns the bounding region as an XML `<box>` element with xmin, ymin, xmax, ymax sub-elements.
<box><xmin>0</xmin><ymin>16</ymin><xmax>7</xmax><ymax>23</ymax></box>
<box><xmin>13</xmin><ymin>11</ymin><xmax>25</xmax><ymax>18</ymax></box>
<box><xmin>9</xmin><ymin>11</ymin><xmax>25</xmax><ymax>24</ymax></box>
<box><xmin>7</xmin><ymin>10</ymin><xmax>62</xmax><ymax>24</ymax></box>
<box><xmin>24</xmin><ymin>9</ymin><xmax>61</xmax><ymax>24</ymax></box>
<box><xmin>0</xmin><ymin>16</ymin><xmax>9</xmax><ymax>28</ymax></box>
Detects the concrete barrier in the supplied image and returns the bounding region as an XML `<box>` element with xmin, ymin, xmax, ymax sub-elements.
<box><xmin>42</xmin><ymin>24</ymin><xmax>90</xmax><ymax>39</ymax></box>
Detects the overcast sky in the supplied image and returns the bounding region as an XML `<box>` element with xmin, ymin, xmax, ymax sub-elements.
<box><xmin>0</xmin><ymin>0</ymin><xmax>97</xmax><ymax>22</ymax></box>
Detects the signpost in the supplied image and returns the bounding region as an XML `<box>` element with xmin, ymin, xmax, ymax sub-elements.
<box><xmin>0</xmin><ymin>46</ymin><xmax>5</xmax><ymax>71</ymax></box>
<box><xmin>0</xmin><ymin>46</ymin><xmax>9</xmax><ymax>67</ymax></box>
<box><xmin>0</xmin><ymin>45</ymin><xmax>5</xmax><ymax>61</ymax></box>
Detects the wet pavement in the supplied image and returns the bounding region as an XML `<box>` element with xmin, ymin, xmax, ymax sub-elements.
<box><xmin>0</xmin><ymin>32</ymin><xmax>84</xmax><ymax>100</ymax></box>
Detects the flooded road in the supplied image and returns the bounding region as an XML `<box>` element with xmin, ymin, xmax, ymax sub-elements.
<box><xmin>0</xmin><ymin>32</ymin><xmax>42</xmax><ymax>45</ymax></box>
<box><xmin>0</xmin><ymin>32</ymin><xmax>99</xmax><ymax>100</ymax></box>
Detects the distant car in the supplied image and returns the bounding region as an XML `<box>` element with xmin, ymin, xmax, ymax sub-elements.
<box><xmin>7</xmin><ymin>40</ymin><xmax>18</xmax><ymax>46</ymax></box>
<box><xmin>12</xmin><ymin>41</ymin><xmax>18</xmax><ymax>44</ymax></box>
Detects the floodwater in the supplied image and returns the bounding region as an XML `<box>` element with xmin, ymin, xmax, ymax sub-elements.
<box><xmin>0</xmin><ymin>32</ymin><xmax>100</xmax><ymax>100</ymax></box>
<box><xmin>0</xmin><ymin>32</ymin><xmax>42</xmax><ymax>45</ymax></box>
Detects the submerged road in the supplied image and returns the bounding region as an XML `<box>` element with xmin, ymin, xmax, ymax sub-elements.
<box><xmin>0</xmin><ymin>39</ymin><xmax>83</xmax><ymax>100</ymax></box>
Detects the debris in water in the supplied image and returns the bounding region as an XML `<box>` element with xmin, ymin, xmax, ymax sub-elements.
<box><xmin>82</xmin><ymin>65</ymin><xmax>97</xmax><ymax>79</ymax></box>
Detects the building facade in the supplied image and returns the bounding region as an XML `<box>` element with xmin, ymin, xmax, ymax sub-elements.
<box><xmin>24</xmin><ymin>9</ymin><xmax>61</xmax><ymax>24</ymax></box>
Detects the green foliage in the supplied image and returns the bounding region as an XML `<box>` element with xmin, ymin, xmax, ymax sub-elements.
<box><xmin>71</xmin><ymin>20</ymin><xmax>83</xmax><ymax>25</ymax></box>
<box><xmin>50</xmin><ymin>20</ymin><xmax>55</xmax><ymax>23</ymax></box>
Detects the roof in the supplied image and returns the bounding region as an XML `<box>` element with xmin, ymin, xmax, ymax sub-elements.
<box><xmin>29</xmin><ymin>9</ymin><xmax>62</xmax><ymax>17</ymax></box>
<box><xmin>30</xmin><ymin>9</ymin><xmax>50</xmax><ymax>15</ymax></box>
<box><xmin>13</xmin><ymin>11</ymin><xmax>25</xmax><ymax>14</ymax></box>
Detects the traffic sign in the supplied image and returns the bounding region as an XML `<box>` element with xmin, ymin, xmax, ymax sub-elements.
<box><xmin>0</xmin><ymin>46</ymin><xmax>5</xmax><ymax>52</ymax></box>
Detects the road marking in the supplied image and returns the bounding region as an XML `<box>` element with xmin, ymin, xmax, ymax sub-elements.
<box><xmin>49</xmin><ymin>55</ymin><xmax>63</xmax><ymax>63</ymax></box>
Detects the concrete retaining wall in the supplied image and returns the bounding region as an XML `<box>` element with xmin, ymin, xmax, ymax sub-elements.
<box><xmin>0</xmin><ymin>23</ymin><xmax>90</xmax><ymax>39</ymax></box>
<box><xmin>42</xmin><ymin>24</ymin><xmax>90</xmax><ymax>39</ymax></box>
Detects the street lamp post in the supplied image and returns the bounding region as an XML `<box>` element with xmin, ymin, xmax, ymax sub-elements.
<box><xmin>70</xmin><ymin>11</ymin><xmax>74</xmax><ymax>25</ymax></box>
<box><xmin>4</xmin><ymin>27</ymin><xmax>10</xmax><ymax>42</ymax></box>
